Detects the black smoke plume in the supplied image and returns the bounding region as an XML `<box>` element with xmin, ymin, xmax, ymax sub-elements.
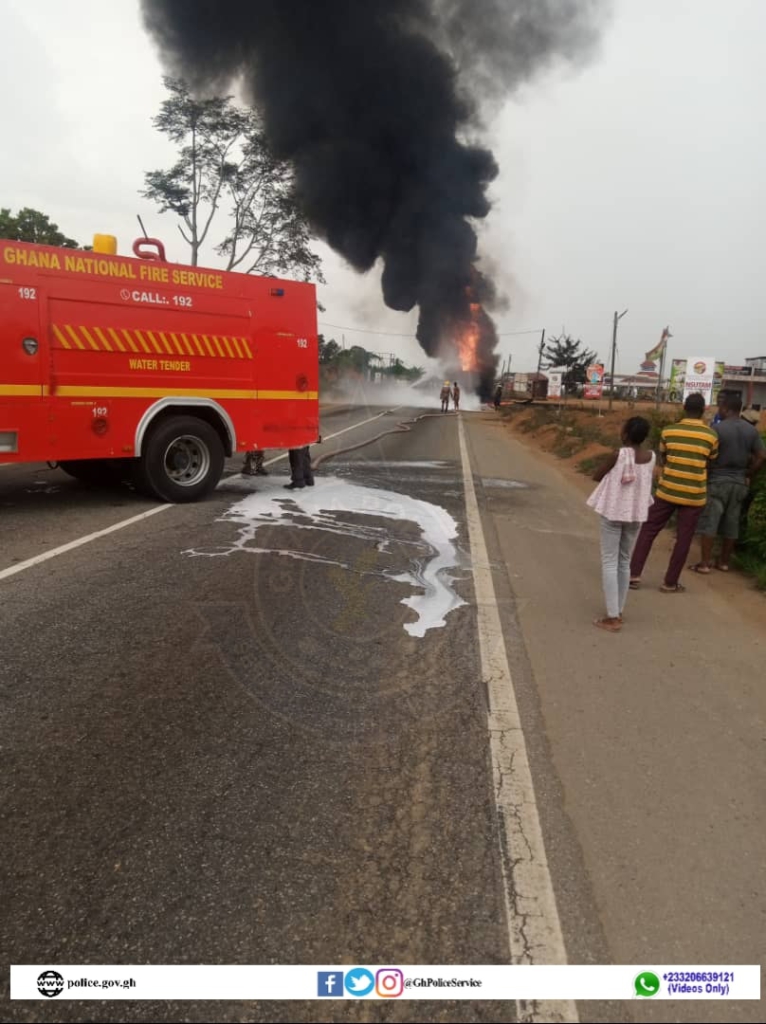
<box><xmin>141</xmin><ymin>0</ymin><xmax>610</xmax><ymax>398</ymax></box>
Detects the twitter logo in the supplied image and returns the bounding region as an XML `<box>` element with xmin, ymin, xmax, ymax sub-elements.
<box><xmin>345</xmin><ymin>968</ymin><xmax>375</xmax><ymax>997</ymax></box>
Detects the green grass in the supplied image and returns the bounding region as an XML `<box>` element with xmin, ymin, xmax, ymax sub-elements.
<box><xmin>517</xmin><ymin>406</ymin><xmax>556</xmax><ymax>433</ymax></box>
<box><xmin>731</xmin><ymin>431</ymin><xmax>766</xmax><ymax>589</ymax></box>
<box><xmin>577</xmin><ymin>455</ymin><xmax>604</xmax><ymax>475</ymax></box>
<box><xmin>733</xmin><ymin>550</ymin><xmax>766</xmax><ymax>590</ymax></box>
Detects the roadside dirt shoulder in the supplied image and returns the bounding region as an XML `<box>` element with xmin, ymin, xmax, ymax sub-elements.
<box><xmin>486</xmin><ymin>405</ymin><xmax>766</xmax><ymax>629</ymax></box>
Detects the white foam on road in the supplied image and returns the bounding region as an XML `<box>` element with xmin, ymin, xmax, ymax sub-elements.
<box><xmin>185</xmin><ymin>476</ymin><xmax>466</xmax><ymax>638</ymax></box>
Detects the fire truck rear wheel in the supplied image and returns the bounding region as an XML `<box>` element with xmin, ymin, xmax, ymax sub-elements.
<box><xmin>136</xmin><ymin>416</ymin><xmax>225</xmax><ymax>503</ymax></box>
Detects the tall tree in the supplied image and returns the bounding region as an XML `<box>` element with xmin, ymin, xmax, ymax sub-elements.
<box><xmin>0</xmin><ymin>207</ymin><xmax>80</xmax><ymax>248</ymax></box>
<box><xmin>142</xmin><ymin>77</ymin><xmax>323</xmax><ymax>282</ymax></box>
<box><xmin>543</xmin><ymin>333</ymin><xmax>598</xmax><ymax>391</ymax></box>
<box><xmin>318</xmin><ymin>334</ymin><xmax>341</xmax><ymax>365</ymax></box>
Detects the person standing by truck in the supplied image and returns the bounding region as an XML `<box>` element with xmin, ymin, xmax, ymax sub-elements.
<box><xmin>690</xmin><ymin>392</ymin><xmax>765</xmax><ymax>573</ymax></box>
<box><xmin>242</xmin><ymin>450</ymin><xmax>269</xmax><ymax>476</ymax></box>
<box><xmin>285</xmin><ymin>446</ymin><xmax>314</xmax><ymax>490</ymax></box>
<box><xmin>587</xmin><ymin>416</ymin><xmax>655</xmax><ymax>631</ymax></box>
<box><xmin>629</xmin><ymin>393</ymin><xmax>718</xmax><ymax>592</ymax></box>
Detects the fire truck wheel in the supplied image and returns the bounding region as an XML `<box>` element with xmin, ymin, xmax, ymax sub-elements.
<box><xmin>136</xmin><ymin>415</ymin><xmax>225</xmax><ymax>503</ymax></box>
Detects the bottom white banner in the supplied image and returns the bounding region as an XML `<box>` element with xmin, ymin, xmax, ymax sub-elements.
<box><xmin>11</xmin><ymin>965</ymin><xmax>760</xmax><ymax>1001</ymax></box>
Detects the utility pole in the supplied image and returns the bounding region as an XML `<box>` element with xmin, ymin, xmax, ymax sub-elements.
<box><xmin>608</xmin><ymin>309</ymin><xmax>628</xmax><ymax>411</ymax></box>
<box><xmin>536</xmin><ymin>328</ymin><xmax>546</xmax><ymax>375</ymax></box>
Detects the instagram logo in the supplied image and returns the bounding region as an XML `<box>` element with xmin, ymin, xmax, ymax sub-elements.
<box><xmin>376</xmin><ymin>968</ymin><xmax>404</xmax><ymax>997</ymax></box>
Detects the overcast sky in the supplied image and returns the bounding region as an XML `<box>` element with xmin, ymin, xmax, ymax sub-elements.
<box><xmin>2</xmin><ymin>0</ymin><xmax>764</xmax><ymax>375</ymax></box>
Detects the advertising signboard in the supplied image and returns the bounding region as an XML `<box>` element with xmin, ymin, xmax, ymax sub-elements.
<box><xmin>546</xmin><ymin>369</ymin><xmax>563</xmax><ymax>398</ymax></box>
<box><xmin>682</xmin><ymin>357</ymin><xmax>716</xmax><ymax>404</ymax></box>
<box><xmin>584</xmin><ymin>363</ymin><xmax>604</xmax><ymax>399</ymax></box>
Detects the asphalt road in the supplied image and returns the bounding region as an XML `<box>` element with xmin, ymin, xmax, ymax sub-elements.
<box><xmin>0</xmin><ymin>403</ymin><xmax>763</xmax><ymax>1023</ymax></box>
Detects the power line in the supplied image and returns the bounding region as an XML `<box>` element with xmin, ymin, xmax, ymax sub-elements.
<box><xmin>318</xmin><ymin>320</ymin><xmax>545</xmax><ymax>339</ymax></box>
<box><xmin>318</xmin><ymin>321</ymin><xmax>414</xmax><ymax>338</ymax></box>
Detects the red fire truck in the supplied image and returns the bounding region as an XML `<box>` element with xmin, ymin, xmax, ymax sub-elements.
<box><xmin>0</xmin><ymin>235</ymin><xmax>318</xmax><ymax>501</ymax></box>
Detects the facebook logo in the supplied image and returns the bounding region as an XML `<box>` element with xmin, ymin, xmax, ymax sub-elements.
<box><xmin>317</xmin><ymin>971</ymin><xmax>344</xmax><ymax>997</ymax></box>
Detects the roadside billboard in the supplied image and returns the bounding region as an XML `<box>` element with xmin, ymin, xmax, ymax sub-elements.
<box><xmin>682</xmin><ymin>356</ymin><xmax>716</xmax><ymax>404</ymax></box>
<box><xmin>669</xmin><ymin>357</ymin><xmax>724</xmax><ymax>405</ymax></box>
<box><xmin>583</xmin><ymin>363</ymin><xmax>604</xmax><ymax>399</ymax></box>
<box><xmin>546</xmin><ymin>369</ymin><xmax>564</xmax><ymax>399</ymax></box>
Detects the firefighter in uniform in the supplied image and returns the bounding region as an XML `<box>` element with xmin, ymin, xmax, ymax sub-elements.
<box><xmin>285</xmin><ymin>447</ymin><xmax>314</xmax><ymax>490</ymax></box>
<box><xmin>440</xmin><ymin>381</ymin><xmax>451</xmax><ymax>413</ymax></box>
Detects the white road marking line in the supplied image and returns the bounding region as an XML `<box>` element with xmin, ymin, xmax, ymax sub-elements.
<box><xmin>458</xmin><ymin>416</ymin><xmax>576</xmax><ymax>1024</ymax></box>
<box><xmin>1</xmin><ymin>408</ymin><xmax>401</xmax><ymax>582</ymax></box>
<box><xmin>0</xmin><ymin>505</ymin><xmax>173</xmax><ymax>582</ymax></box>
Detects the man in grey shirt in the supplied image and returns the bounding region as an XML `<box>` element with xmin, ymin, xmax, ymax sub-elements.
<box><xmin>693</xmin><ymin>391</ymin><xmax>765</xmax><ymax>572</ymax></box>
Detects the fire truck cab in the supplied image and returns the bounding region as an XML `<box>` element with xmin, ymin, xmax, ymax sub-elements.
<box><xmin>0</xmin><ymin>235</ymin><xmax>319</xmax><ymax>502</ymax></box>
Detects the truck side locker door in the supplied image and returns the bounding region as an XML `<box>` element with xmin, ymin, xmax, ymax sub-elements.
<box><xmin>252</xmin><ymin>328</ymin><xmax>318</xmax><ymax>450</ymax></box>
<box><xmin>0</xmin><ymin>281</ymin><xmax>45</xmax><ymax>460</ymax></box>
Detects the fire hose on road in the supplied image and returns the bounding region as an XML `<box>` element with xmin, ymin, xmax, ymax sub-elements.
<box><xmin>310</xmin><ymin>410</ymin><xmax>460</xmax><ymax>471</ymax></box>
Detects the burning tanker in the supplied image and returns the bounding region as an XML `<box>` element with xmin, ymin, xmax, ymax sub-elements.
<box><xmin>140</xmin><ymin>1</ymin><xmax>610</xmax><ymax>399</ymax></box>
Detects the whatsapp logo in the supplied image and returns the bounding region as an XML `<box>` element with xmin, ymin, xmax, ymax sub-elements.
<box><xmin>634</xmin><ymin>971</ymin><xmax>660</xmax><ymax>997</ymax></box>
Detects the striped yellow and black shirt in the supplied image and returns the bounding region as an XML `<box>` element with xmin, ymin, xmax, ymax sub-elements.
<box><xmin>656</xmin><ymin>418</ymin><xmax>719</xmax><ymax>506</ymax></box>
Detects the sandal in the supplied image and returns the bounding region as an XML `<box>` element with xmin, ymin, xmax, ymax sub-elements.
<box><xmin>628</xmin><ymin>579</ymin><xmax>641</xmax><ymax>590</ymax></box>
<box><xmin>594</xmin><ymin>617</ymin><xmax>622</xmax><ymax>632</ymax></box>
<box><xmin>714</xmin><ymin>563</ymin><xmax>730</xmax><ymax>572</ymax></box>
<box><xmin>660</xmin><ymin>583</ymin><xmax>686</xmax><ymax>593</ymax></box>
<box><xmin>689</xmin><ymin>563</ymin><xmax>712</xmax><ymax>574</ymax></box>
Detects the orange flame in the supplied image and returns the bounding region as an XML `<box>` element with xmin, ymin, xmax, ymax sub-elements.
<box><xmin>457</xmin><ymin>300</ymin><xmax>482</xmax><ymax>372</ymax></box>
<box><xmin>458</xmin><ymin>322</ymin><xmax>480</xmax><ymax>372</ymax></box>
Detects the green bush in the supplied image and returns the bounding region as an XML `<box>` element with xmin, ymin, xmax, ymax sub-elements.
<box><xmin>577</xmin><ymin>456</ymin><xmax>600</xmax><ymax>475</ymax></box>
<box><xmin>647</xmin><ymin>410</ymin><xmax>675</xmax><ymax>451</ymax></box>
<box><xmin>734</xmin><ymin>431</ymin><xmax>766</xmax><ymax>588</ymax></box>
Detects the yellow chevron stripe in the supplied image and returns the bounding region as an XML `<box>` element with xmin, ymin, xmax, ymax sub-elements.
<box><xmin>165</xmin><ymin>332</ymin><xmax>184</xmax><ymax>356</ymax></box>
<box><xmin>49</xmin><ymin>325</ymin><xmax>265</xmax><ymax>363</ymax></box>
<box><xmin>187</xmin><ymin>333</ymin><xmax>204</xmax><ymax>357</ymax></box>
<box><xmin>52</xmin><ymin>324</ymin><xmax>71</xmax><ymax>350</ymax></box>
<box><xmin>118</xmin><ymin>329</ymin><xmax>138</xmax><ymax>353</ymax></box>
<box><xmin>176</xmin><ymin>333</ymin><xmax>193</xmax><ymax>357</ymax></box>
<box><xmin>93</xmin><ymin>326</ymin><xmax>114</xmax><ymax>352</ymax></box>
<box><xmin>65</xmin><ymin>325</ymin><xmax>86</xmax><ymax>351</ymax></box>
<box><xmin>79</xmin><ymin>326</ymin><xmax>100</xmax><ymax>352</ymax></box>
<box><xmin>143</xmin><ymin>330</ymin><xmax>163</xmax><ymax>355</ymax></box>
<box><xmin>134</xmin><ymin>330</ymin><xmax>155</xmax><ymax>354</ymax></box>
<box><xmin>209</xmin><ymin>335</ymin><xmax>225</xmax><ymax>358</ymax></box>
<box><xmin>106</xmin><ymin>328</ymin><xmax>124</xmax><ymax>352</ymax></box>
